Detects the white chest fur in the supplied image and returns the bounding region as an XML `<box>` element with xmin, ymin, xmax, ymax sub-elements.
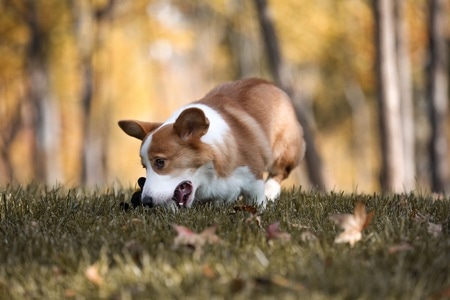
<box><xmin>193</xmin><ymin>162</ymin><xmax>265</xmax><ymax>205</ymax></box>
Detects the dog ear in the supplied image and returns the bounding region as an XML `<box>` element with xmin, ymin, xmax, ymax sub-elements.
<box><xmin>173</xmin><ymin>108</ymin><xmax>210</xmax><ymax>142</ymax></box>
<box><xmin>118</xmin><ymin>120</ymin><xmax>162</xmax><ymax>140</ymax></box>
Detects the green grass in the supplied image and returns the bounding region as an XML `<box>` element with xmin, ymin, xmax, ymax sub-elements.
<box><xmin>0</xmin><ymin>185</ymin><xmax>449</xmax><ymax>299</ymax></box>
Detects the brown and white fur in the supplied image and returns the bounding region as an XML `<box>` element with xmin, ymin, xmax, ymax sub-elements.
<box><xmin>118</xmin><ymin>78</ymin><xmax>305</xmax><ymax>208</ymax></box>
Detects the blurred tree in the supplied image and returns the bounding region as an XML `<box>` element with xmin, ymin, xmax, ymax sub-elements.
<box><xmin>0</xmin><ymin>0</ymin><xmax>441</xmax><ymax>192</ymax></box>
<box><xmin>0</xmin><ymin>100</ymin><xmax>21</xmax><ymax>181</ymax></box>
<box><xmin>70</xmin><ymin>0</ymin><xmax>115</xmax><ymax>185</ymax></box>
<box><xmin>19</xmin><ymin>0</ymin><xmax>62</xmax><ymax>183</ymax></box>
<box><xmin>373</xmin><ymin>0</ymin><xmax>407</xmax><ymax>192</ymax></box>
<box><xmin>394</xmin><ymin>0</ymin><xmax>415</xmax><ymax>191</ymax></box>
<box><xmin>0</xmin><ymin>1</ymin><xmax>27</xmax><ymax>183</ymax></box>
<box><xmin>427</xmin><ymin>0</ymin><xmax>449</xmax><ymax>192</ymax></box>
<box><xmin>224</xmin><ymin>0</ymin><xmax>261</xmax><ymax>79</ymax></box>
<box><xmin>253</xmin><ymin>0</ymin><xmax>328</xmax><ymax>191</ymax></box>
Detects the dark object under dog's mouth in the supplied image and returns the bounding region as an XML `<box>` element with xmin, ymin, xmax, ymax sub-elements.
<box><xmin>172</xmin><ymin>181</ymin><xmax>193</xmax><ymax>208</ymax></box>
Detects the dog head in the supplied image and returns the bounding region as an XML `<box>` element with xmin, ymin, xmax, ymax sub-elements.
<box><xmin>119</xmin><ymin>107</ymin><xmax>214</xmax><ymax>208</ymax></box>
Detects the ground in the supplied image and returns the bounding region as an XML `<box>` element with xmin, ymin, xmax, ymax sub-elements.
<box><xmin>0</xmin><ymin>185</ymin><xmax>449</xmax><ymax>299</ymax></box>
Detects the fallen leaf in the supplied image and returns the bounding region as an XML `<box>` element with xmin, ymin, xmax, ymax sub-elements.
<box><xmin>231</xmin><ymin>204</ymin><xmax>262</xmax><ymax>228</ymax></box>
<box><xmin>85</xmin><ymin>264</ymin><xmax>103</xmax><ymax>286</ymax></box>
<box><xmin>388</xmin><ymin>242</ymin><xmax>414</xmax><ymax>254</ymax></box>
<box><xmin>398</xmin><ymin>195</ymin><xmax>409</xmax><ymax>208</ymax></box>
<box><xmin>202</xmin><ymin>264</ymin><xmax>216</xmax><ymax>279</ymax></box>
<box><xmin>410</xmin><ymin>211</ymin><xmax>443</xmax><ymax>237</ymax></box>
<box><xmin>362</xmin><ymin>209</ymin><xmax>375</xmax><ymax>231</ymax></box>
<box><xmin>199</xmin><ymin>225</ymin><xmax>221</xmax><ymax>244</ymax></box>
<box><xmin>431</xmin><ymin>193</ymin><xmax>447</xmax><ymax>203</ymax></box>
<box><xmin>300</xmin><ymin>230</ymin><xmax>318</xmax><ymax>242</ymax></box>
<box><xmin>64</xmin><ymin>289</ymin><xmax>76</xmax><ymax>298</ymax></box>
<box><xmin>427</xmin><ymin>222</ymin><xmax>442</xmax><ymax>237</ymax></box>
<box><xmin>270</xmin><ymin>275</ymin><xmax>304</xmax><ymax>292</ymax></box>
<box><xmin>131</xmin><ymin>218</ymin><xmax>143</xmax><ymax>224</ymax></box>
<box><xmin>52</xmin><ymin>266</ymin><xmax>64</xmax><ymax>277</ymax></box>
<box><xmin>123</xmin><ymin>240</ymin><xmax>144</xmax><ymax>267</ymax></box>
<box><xmin>412</xmin><ymin>211</ymin><xmax>428</xmax><ymax>223</ymax></box>
<box><xmin>266</xmin><ymin>222</ymin><xmax>291</xmax><ymax>242</ymax></box>
<box><xmin>172</xmin><ymin>224</ymin><xmax>221</xmax><ymax>257</ymax></box>
<box><xmin>231</xmin><ymin>205</ymin><xmax>258</xmax><ymax>214</ymax></box>
<box><xmin>121</xmin><ymin>218</ymin><xmax>144</xmax><ymax>231</ymax></box>
<box><xmin>287</xmin><ymin>221</ymin><xmax>309</xmax><ymax>229</ymax></box>
<box><xmin>430</xmin><ymin>286</ymin><xmax>450</xmax><ymax>300</ymax></box>
<box><xmin>329</xmin><ymin>201</ymin><xmax>374</xmax><ymax>247</ymax></box>
<box><xmin>245</xmin><ymin>214</ymin><xmax>262</xmax><ymax>228</ymax></box>
<box><xmin>172</xmin><ymin>225</ymin><xmax>199</xmax><ymax>248</ymax></box>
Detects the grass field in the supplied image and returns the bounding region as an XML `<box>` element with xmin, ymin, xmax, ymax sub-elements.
<box><xmin>0</xmin><ymin>184</ymin><xmax>449</xmax><ymax>299</ymax></box>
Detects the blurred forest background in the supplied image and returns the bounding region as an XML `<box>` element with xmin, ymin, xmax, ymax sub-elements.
<box><xmin>0</xmin><ymin>0</ymin><xmax>449</xmax><ymax>193</ymax></box>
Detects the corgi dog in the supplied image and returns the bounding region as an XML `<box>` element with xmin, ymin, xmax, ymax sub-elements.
<box><xmin>118</xmin><ymin>78</ymin><xmax>305</xmax><ymax>208</ymax></box>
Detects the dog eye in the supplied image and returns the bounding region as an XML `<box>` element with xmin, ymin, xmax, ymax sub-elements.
<box><xmin>154</xmin><ymin>158</ymin><xmax>165</xmax><ymax>170</ymax></box>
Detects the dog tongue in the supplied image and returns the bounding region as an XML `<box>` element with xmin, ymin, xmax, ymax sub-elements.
<box><xmin>173</xmin><ymin>181</ymin><xmax>193</xmax><ymax>208</ymax></box>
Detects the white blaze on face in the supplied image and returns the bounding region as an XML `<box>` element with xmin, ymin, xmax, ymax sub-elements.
<box><xmin>138</xmin><ymin>104</ymin><xmax>231</xmax><ymax>206</ymax></box>
<box><xmin>139</xmin><ymin>134</ymin><xmax>193</xmax><ymax>205</ymax></box>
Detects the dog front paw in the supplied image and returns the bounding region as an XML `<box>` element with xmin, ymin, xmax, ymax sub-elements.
<box><xmin>264</xmin><ymin>178</ymin><xmax>281</xmax><ymax>201</ymax></box>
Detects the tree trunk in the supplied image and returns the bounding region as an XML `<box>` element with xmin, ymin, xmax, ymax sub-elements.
<box><xmin>226</xmin><ymin>1</ymin><xmax>259</xmax><ymax>79</ymax></box>
<box><xmin>344</xmin><ymin>79</ymin><xmax>372</xmax><ymax>188</ymax></box>
<box><xmin>72</xmin><ymin>0</ymin><xmax>97</xmax><ymax>185</ymax></box>
<box><xmin>427</xmin><ymin>0</ymin><xmax>449</xmax><ymax>193</ymax></box>
<box><xmin>0</xmin><ymin>99</ymin><xmax>22</xmax><ymax>182</ymax></box>
<box><xmin>373</xmin><ymin>0</ymin><xmax>405</xmax><ymax>192</ymax></box>
<box><xmin>394</xmin><ymin>0</ymin><xmax>415</xmax><ymax>192</ymax></box>
<box><xmin>253</xmin><ymin>0</ymin><xmax>328</xmax><ymax>191</ymax></box>
<box><xmin>71</xmin><ymin>0</ymin><xmax>114</xmax><ymax>185</ymax></box>
<box><xmin>25</xmin><ymin>0</ymin><xmax>62</xmax><ymax>184</ymax></box>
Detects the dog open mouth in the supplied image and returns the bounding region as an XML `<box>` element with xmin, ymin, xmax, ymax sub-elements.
<box><xmin>172</xmin><ymin>181</ymin><xmax>193</xmax><ymax>208</ymax></box>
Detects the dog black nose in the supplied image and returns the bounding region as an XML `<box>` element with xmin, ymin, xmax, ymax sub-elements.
<box><xmin>141</xmin><ymin>196</ymin><xmax>153</xmax><ymax>207</ymax></box>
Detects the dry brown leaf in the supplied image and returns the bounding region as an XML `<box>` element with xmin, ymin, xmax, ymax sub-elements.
<box><xmin>245</xmin><ymin>213</ymin><xmax>262</xmax><ymax>228</ymax></box>
<box><xmin>300</xmin><ymin>230</ymin><xmax>318</xmax><ymax>242</ymax></box>
<box><xmin>329</xmin><ymin>201</ymin><xmax>374</xmax><ymax>247</ymax></box>
<box><xmin>123</xmin><ymin>240</ymin><xmax>144</xmax><ymax>266</ymax></box>
<box><xmin>266</xmin><ymin>222</ymin><xmax>291</xmax><ymax>242</ymax></box>
<box><xmin>388</xmin><ymin>242</ymin><xmax>414</xmax><ymax>254</ymax></box>
<box><xmin>398</xmin><ymin>195</ymin><xmax>409</xmax><ymax>208</ymax></box>
<box><xmin>287</xmin><ymin>221</ymin><xmax>309</xmax><ymax>230</ymax></box>
<box><xmin>431</xmin><ymin>193</ymin><xmax>447</xmax><ymax>203</ymax></box>
<box><xmin>64</xmin><ymin>289</ymin><xmax>76</xmax><ymax>298</ymax></box>
<box><xmin>270</xmin><ymin>275</ymin><xmax>304</xmax><ymax>292</ymax></box>
<box><xmin>85</xmin><ymin>264</ymin><xmax>103</xmax><ymax>286</ymax></box>
<box><xmin>412</xmin><ymin>211</ymin><xmax>428</xmax><ymax>223</ymax></box>
<box><xmin>202</xmin><ymin>264</ymin><xmax>216</xmax><ymax>279</ymax></box>
<box><xmin>231</xmin><ymin>204</ymin><xmax>258</xmax><ymax>214</ymax></box>
<box><xmin>172</xmin><ymin>225</ymin><xmax>200</xmax><ymax>248</ymax></box>
<box><xmin>172</xmin><ymin>224</ymin><xmax>221</xmax><ymax>257</ymax></box>
<box><xmin>231</xmin><ymin>204</ymin><xmax>262</xmax><ymax>228</ymax></box>
<box><xmin>199</xmin><ymin>225</ymin><xmax>221</xmax><ymax>244</ymax></box>
<box><xmin>411</xmin><ymin>212</ymin><xmax>443</xmax><ymax>237</ymax></box>
<box><xmin>430</xmin><ymin>286</ymin><xmax>450</xmax><ymax>300</ymax></box>
<box><xmin>427</xmin><ymin>222</ymin><xmax>442</xmax><ymax>237</ymax></box>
